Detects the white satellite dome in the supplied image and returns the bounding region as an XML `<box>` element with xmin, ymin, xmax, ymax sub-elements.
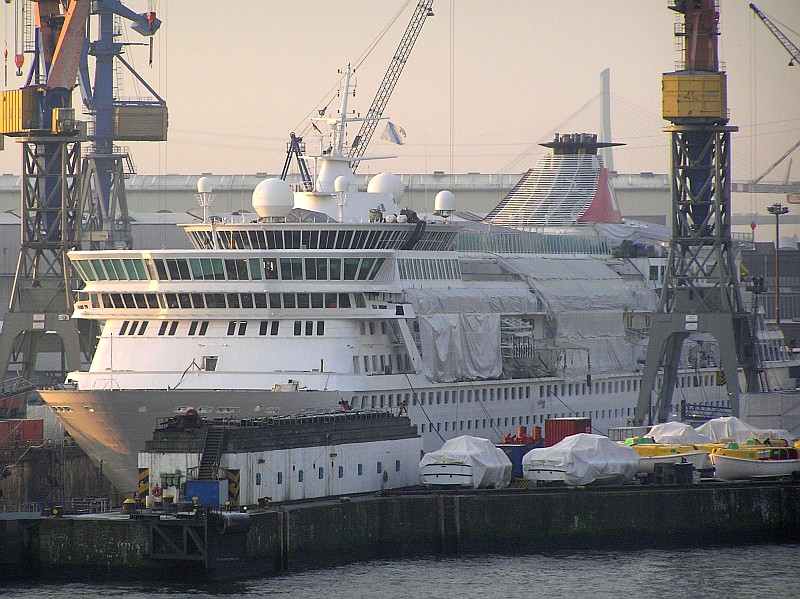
<box><xmin>197</xmin><ymin>176</ymin><xmax>213</xmax><ymax>194</ymax></box>
<box><xmin>252</xmin><ymin>178</ymin><xmax>294</xmax><ymax>219</ymax></box>
<box><xmin>367</xmin><ymin>172</ymin><xmax>405</xmax><ymax>202</ymax></box>
<box><xmin>434</xmin><ymin>190</ymin><xmax>455</xmax><ymax>214</ymax></box>
<box><xmin>334</xmin><ymin>175</ymin><xmax>349</xmax><ymax>193</ymax></box>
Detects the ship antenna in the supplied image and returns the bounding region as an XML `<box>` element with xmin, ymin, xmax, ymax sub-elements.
<box><xmin>196</xmin><ymin>177</ymin><xmax>218</xmax><ymax>248</ymax></box>
<box><xmin>196</xmin><ymin>177</ymin><xmax>215</xmax><ymax>224</ymax></box>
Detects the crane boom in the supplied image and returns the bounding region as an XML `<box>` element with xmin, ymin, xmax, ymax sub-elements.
<box><xmin>749</xmin><ymin>3</ymin><xmax>800</xmax><ymax>67</ymax></box>
<box><xmin>349</xmin><ymin>0</ymin><xmax>434</xmax><ymax>172</ymax></box>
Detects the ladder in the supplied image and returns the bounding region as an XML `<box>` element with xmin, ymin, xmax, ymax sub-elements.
<box><xmin>196</xmin><ymin>427</ymin><xmax>225</xmax><ymax>481</ymax></box>
<box><xmin>747</xmin><ymin>312</ymin><xmax>770</xmax><ymax>392</ymax></box>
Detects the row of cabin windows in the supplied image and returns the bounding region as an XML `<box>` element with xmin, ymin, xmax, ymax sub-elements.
<box><xmin>118</xmin><ymin>320</ymin><xmax>148</xmax><ymax>336</ymax></box>
<box><xmin>539</xmin><ymin>379</ymin><xmax>640</xmax><ymax>398</ymax></box>
<box><xmin>187</xmin><ymin>227</ymin><xmax>455</xmax><ymax>252</ymax></box>
<box><xmin>269</xmin><ymin>460</ymin><xmax>402</xmax><ymax>485</ymax></box>
<box><xmin>352</xmin><ymin>381</ymin><xmax>732</xmax><ymax>414</ymax></box>
<box><xmin>415</xmin><ymin>399</ymin><xmax>732</xmax><ymax>435</ymax></box>
<box><xmin>354</xmin><ymin>380</ymin><xmax>710</xmax><ymax>410</ymax></box>
<box><xmin>293</xmin><ymin>320</ymin><xmax>325</xmax><ymax>336</ymax></box>
<box><xmin>407</xmin><ymin>386</ymin><xmax>535</xmax><ymax>406</ymax></box>
<box><xmin>117</xmin><ymin>320</ymin><xmax>288</xmax><ymax>337</ymax></box>
<box><xmin>396</xmin><ymin>258</ymin><xmax>461</xmax><ymax>281</ymax></box>
<box><xmin>535</xmin><ymin>374</ymin><xmax>718</xmax><ymax>399</ymax></box>
<box><xmin>353</xmin><ymin>353</ymin><xmax>413</xmax><ymax>375</ymax></box>
<box><xmin>73</xmin><ymin>256</ymin><xmax>386</xmax><ymax>283</ymax></box>
<box><xmin>360</xmin><ymin>321</ymin><xmax>387</xmax><ymax>336</ymax></box>
<box><xmin>92</xmin><ymin>292</ymin><xmax>365</xmax><ymax>311</ymax></box>
<box><xmin>279</xmin><ymin>257</ymin><xmax>386</xmax><ymax>282</ymax></box>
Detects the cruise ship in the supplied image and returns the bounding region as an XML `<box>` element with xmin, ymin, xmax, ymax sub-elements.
<box><xmin>38</xmin><ymin>72</ymin><xmax>799</xmax><ymax>493</ymax></box>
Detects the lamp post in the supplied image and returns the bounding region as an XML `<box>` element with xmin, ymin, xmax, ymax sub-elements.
<box><xmin>767</xmin><ymin>202</ymin><xmax>789</xmax><ymax>325</ymax></box>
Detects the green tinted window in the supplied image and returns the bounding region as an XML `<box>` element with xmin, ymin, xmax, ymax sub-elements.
<box><xmin>329</xmin><ymin>258</ymin><xmax>341</xmax><ymax>280</ymax></box>
<box><xmin>249</xmin><ymin>258</ymin><xmax>262</xmax><ymax>280</ymax></box>
<box><xmin>357</xmin><ymin>258</ymin><xmax>375</xmax><ymax>280</ymax></box>
<box><xmin>343</xmin><ymin>258</ymin><xmax>360</xmax><ymax>280</ymax></box>
<box><xmin>102</xmin><ymin>259</ymin><xmax>119</xmax><ymax>280</ymax></box>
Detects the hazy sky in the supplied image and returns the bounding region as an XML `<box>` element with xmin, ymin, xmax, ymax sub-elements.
<box><xmin>0</xmin><ymin>1</ymin><xmax>798</xmax><ymax>195</ymax></box>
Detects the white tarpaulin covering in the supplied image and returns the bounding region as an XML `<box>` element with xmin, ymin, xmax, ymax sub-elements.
<box><xmin>497</xmin><ymin>256</ymin><xmax>658</xmax><ymax>313</ymax></box>
<box><xmin>419</xmin><ymin>435</ymin><xmax>512</xmax><ymax>489</ymax></box>
<box><xmin>646</xmin><ymin>422</ymin><xmax>711</xmax><ymax>444</ymax></box>
<box><xmin>695</xmin><ymin>417</ymin><xmax>795</xmax><ymax>443</ymax></box>
<box><xmin>403</xmin><ymin>287</ymin><xmax>541</xmax><ymax>315</ymax></box>
<box><xmin>419</xmin><ymin>313</ymin><xmax>502</xmax><ymax>382</ymax></box>
<box><xmin>496</xmin><ymin>255</ymin><xmax>656</xmax><ymax>374</ymax></box>
<box><xmin>522</xmin><ymin>433</ymin><xmax>640</xmax><ymax>486</ymax></box>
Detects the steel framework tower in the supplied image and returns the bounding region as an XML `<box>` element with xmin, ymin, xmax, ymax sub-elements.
<box><xmin>77</xmin><ymin>1</ymin><xmax>165</xmax><ymax>250</ymax></box>
<box><xmin>635</xmin><ymin>0</ymin><xmax>761</xmax><ymax>425</ymax></box>
<box><xmin>0</xmin><ymin>1</ymin><xmax>164</xmax><ymax>414</ymax></box>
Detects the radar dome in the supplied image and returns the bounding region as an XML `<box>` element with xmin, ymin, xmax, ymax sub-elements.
<box><xmin>334</xmin><ymin>175</ymin><xmax>349</xmax><ymax>193</ymax></box>
<box><xmin>434</xmin><ymin>190</ymin><xmax>455</xmax><ymax>214</ymax></box>
<box><xmin>197</xmin><ymin>176</ymin><xmax>213</xmax><ymax>194</ymax></box>
<box><xmin>367</xmin><ymin>172</ymin><xmax>404</xmax><ymax>202</ymax></box>
<box><xmin>252</xmin><ymin>178</ymin><xmax>293</xmax><ymax>219</ymax></box>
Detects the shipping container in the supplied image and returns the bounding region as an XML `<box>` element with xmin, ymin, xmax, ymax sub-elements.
<box><xmin>113</xmin><ymin>104</ymin><xmax>168</xmax><ymax>141</ymax></box>
<box><xmin>0</xmin><ymin>419</ymin><xmax>43</xmax><ymax>448</ymax></box>
<box><xmin>544</xmin><ymin>417</ymin><xmax>592</xmax><ymax>447</ymax></box>
<box><xmin>662</xmin><ymin>72</ymin><xmax>727</xmax><ymax>121</ymax></box>
<box><xmin>185</xmin><ymin>479</ymin><xmax>228</xmax><ymax>506</ymax></box>
<box><xmin>0</xmin><ymin>87</ymin><xmax>40</xmax><ymax>134</ymax></box>
<box><xmin>497</xmin><ymin>441</ymin><xmax>543</xmax><ymax>478</ymax></box>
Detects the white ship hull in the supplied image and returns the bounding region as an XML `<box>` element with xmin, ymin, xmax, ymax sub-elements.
<box><xmin>41</xmin><ymin>371</ymin><xmax>728</xmax><ymax>492</ymax></box>
<box><xmin>39</xmin><ymin>388</ymin><xmax>339</xmax><ymax>492</ymax></box>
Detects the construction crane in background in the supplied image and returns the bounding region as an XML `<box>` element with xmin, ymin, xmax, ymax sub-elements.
<box><xmin>348</xmin><ymin>0</ymin><xmax>434</xmax><ymax>172</ymax></box>
<box><xmin>280</xmin><ymin>0</ymin><xmax>434</xmax><ymax>187</ymax></box>
<box><xmin>635</xmin><ymin>0</ymin><xmax>761</xmax><ymax>426</ymax></box>
<box><xmin>749</xmin><ymin>3</ymin><xmax>800</xmax><ymax>68</ymax></box>
<box><xmin>0</xmin><ymin>0</ymin><xmax>165</xmax><ymax>416</ymax></box>
<box><xmin>729</xmin><ymin>5</ymin><xmax>800</xmax><ymax>199</ymax></box>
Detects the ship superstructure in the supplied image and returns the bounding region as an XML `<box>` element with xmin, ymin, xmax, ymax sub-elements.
<box><xmin>38</xmin><ymin>73</ymin><xmax>800</xmax><ymax>493</ymax></box>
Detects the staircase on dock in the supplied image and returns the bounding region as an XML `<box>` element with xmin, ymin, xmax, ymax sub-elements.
<box><xmin>197</xmin><ymin>427</ymin><xmax>225</xmax><ymax>481</ymax></box>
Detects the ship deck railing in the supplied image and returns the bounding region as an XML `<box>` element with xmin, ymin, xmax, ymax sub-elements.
<box><xmin>156</xmin><ymin>409</ymin><xmax>403</xmax><ymax>432</ymax></box>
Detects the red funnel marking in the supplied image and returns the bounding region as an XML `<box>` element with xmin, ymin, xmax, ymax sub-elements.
<box><xmin>577</xmin><ymin>168</ymin><xmax>623</xmax><ymax>223</ymax></box>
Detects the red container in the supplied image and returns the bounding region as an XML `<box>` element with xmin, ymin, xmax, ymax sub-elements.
<box><xmin>0</xmin><ymin>419</ymin><xmax>44</xmax><ymax>448</ymax></box>
<box><xmin>544</xmin><ymin>417</ymin><xmax>592</xmax><ymax>447</ymax></box>
<box><xmin>0</xmin><ymin>395</ymin><xmax>21</xmax><ymax>410</ymax></box>
<box><xmin>0</xmin><ymin>420</ymin><xmax>11</xmax><ymax>448</ymax></box>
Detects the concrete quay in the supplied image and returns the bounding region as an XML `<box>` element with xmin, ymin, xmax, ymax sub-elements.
<box><xmin>1</xmin><ymin>481</ymin><xmax>798</xmax><ymax>582</ymax></box>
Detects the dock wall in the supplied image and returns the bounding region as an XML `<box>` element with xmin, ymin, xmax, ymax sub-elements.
<box><xmin>0</xmin><ymin>444</ymin><xmax>120</xmax><ymax>506</ymax></box>
<box><xmin>4</xmin><ymin>482</ymin><xmax>799</xmax><ymax>581</ymax></box>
